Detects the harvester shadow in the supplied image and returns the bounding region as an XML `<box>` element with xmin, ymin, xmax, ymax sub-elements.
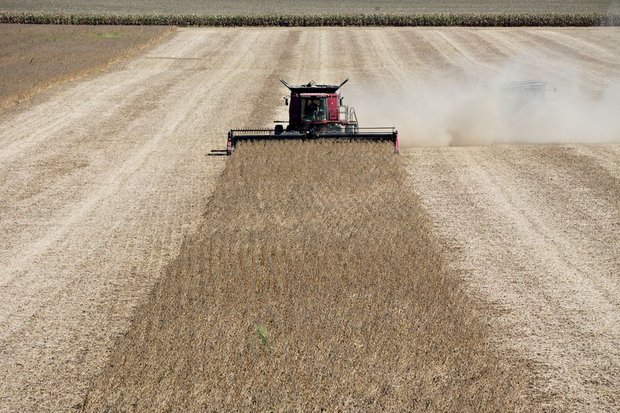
<box><xmin>207</xmin><ymin>149</ymin><xmax>228</xmax><ymax>157</ymax></box>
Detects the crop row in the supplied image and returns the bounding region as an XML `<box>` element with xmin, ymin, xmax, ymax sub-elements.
<box><xmin>1</xmin><ymin>12</ymin><xmax>619</xmax><ymax>26</ymax></box>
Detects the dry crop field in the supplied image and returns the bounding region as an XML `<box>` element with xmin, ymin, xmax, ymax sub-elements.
<box><xmin>0</xmin><ymin>26</ymin><xmax>618</xmax><ymax>412</ymax></box>
<box><xmin>1</xmin><ymin>0</ymin><xmax>617</xmax><ymax>15</ymax></box>
<box><xmin>0</xmin><ymin>25</ymin><xmax>171</xmax><ymax>110</ymax></box>
<box><xmin>82</xmin><ymin>142</ymin><xmax>533</xmax><ymax>412</ymax></box>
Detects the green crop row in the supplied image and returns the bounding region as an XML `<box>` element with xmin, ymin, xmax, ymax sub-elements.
<box><xmin>1</xmin><ymin>12</ymin><xmax>619</xmax><ymax>26</ymax></box>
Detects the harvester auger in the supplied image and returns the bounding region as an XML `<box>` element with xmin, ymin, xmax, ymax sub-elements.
<box><xmin>226</xmin><ymin>79</ymin><xmax>399</xmax><ymax>155</ymax></box>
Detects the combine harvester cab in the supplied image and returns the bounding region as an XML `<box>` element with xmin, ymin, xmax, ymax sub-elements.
<box><xmin>227</xmin><ymin>79</ymin><xmax>398</xmax><ymax>155</ymax></box>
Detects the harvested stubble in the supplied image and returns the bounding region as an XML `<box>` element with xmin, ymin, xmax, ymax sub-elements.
<box><xmin>83</xmin><ymin>141</ymin><xmax>534</xmax><ymax>411</ymax></box>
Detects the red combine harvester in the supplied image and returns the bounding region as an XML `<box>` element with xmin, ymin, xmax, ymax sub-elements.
<box><xmin>226</xmin><ymin>79</ymin><xmax>399</xmax><ymax>155</ymax></box>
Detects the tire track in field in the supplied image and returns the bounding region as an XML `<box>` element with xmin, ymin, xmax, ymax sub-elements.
<box><xmin>0</xmin><ymin>31</ymin><xmax>243</xmax><ymax>339</ymax></box>
<box><xmin>519</xmin><ymin>29</ymin><xmax>620</xmax><ymax>70</ymax></box>
<box><xmin>0</xmin><ymin>31</ymin><xmax>240</xmax><ymax>259</ymax></box>
<box><xmin>404</xmin><ymin>145</ymin><xmax>620</xmax><ymax>411</ymax></box>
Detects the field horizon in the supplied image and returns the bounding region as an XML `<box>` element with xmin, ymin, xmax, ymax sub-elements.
<box><xmin>2</xmin><ymin>0</ymin><xmax>619</xmax><ymax>16</ymax></box>
<box><xmin>2</xmin><ymin>11</ymin><xmax>620</xmax><ymax>27</ymax></box>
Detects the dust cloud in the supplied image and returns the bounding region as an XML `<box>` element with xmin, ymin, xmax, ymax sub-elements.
<box><xmin>349</xmin><ymin>63</ymin><xmax>620</xmax><ymax>147</ymax></box>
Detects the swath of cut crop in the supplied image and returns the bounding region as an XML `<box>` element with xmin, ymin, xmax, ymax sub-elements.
<box><xmin>82</xmin><ymin>141</ymin><xmax>536</xmax><ymax>411</ymax></box>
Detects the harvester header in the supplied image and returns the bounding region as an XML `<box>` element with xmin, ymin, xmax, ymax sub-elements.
<box><xmin>226</xmin><ymin>79</ymin><xmax>399</xmax><ymax>155</ymax></box>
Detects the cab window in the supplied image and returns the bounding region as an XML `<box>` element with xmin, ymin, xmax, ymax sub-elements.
<box><xmin>302</xmin><ymin>98</ymin><xmax>327</xmax><ymax>121</ymax></box>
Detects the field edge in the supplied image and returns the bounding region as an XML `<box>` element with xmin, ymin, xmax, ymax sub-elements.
<box><xmin>1</xmin><ymin>12</ymin><xmax>619</xmax><ymax>27</ymax></box>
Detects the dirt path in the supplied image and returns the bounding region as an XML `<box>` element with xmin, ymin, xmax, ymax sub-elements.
<box><xmin>0</xmin><ymin>27</ymin><xmax>618</xmax><ymax>412</ymax></box>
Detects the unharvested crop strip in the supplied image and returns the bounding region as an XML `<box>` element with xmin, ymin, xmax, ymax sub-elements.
<box><xmin>1</xmin><ymin>12</ymin><xmax>619</xmax><ymax>26</ymax></box>
<box><xmin>82</xmin><ymin>141</ymin><xmax>536</xmax><ymax>411</ymax></box>
<box><xmin>0</xmin><ymin>25</ymin><xmax>172</xmax><ymax>112</ymax></box>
